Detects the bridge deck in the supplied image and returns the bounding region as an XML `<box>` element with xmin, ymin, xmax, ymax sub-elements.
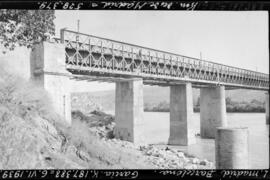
<box><xmin>57</xmin><ymin>29</ymin><xmax>269</xmax><ymax>90</ymax></box>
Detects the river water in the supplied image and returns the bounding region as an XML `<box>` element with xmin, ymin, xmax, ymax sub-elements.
<box><xmin>106</xmin><ymin>111</ymin><xmax>269</xmax><ymax>169</ymax></box>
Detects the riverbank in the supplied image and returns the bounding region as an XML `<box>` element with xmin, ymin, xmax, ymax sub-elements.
<box><xmin>0</xmin><ymin>68</ymin><xmax>214</xmax><ymax>169</ymax></box>
<box><xmin>145</xmin><ymin>109</ymin><xmax>266</xmax><ymax>113</ymax></box>
<box><xmin>72</xmin><ymin>110</ymin><xmax>214</xmax><ymax>169</ymax></box>
<box><xmin>144</xmin><ymin>98</ymin><xmax>266</xmax><ymax>113</ymax></box>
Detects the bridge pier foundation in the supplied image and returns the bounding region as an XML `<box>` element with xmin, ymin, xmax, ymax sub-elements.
<box><xmin>30</xmin><ymin>41</ymin><xmax>72</xmax><ymax>125</ymax></box>
<box><xmin>114</xmin><ymin>78</ymin><xmax>144</xmax><ymax>144</ymax></box>
<box><xmin>215</xmin><ymin>127</ymin><xmax>249</xmax><ymax>169</ymax></box>
<box><xmin>266</xmin><ymin>92</ymin><xmax>269</xmax><ymax>124</ymax></box>
<box><xmin>200</xmin><ymin>86</ymin><xmax>227</xmax><ymax>139</ymax></box>
<box><xmin>168</xmin><ymin>83</ymin><xmax>195</xmax><ymax>145</ymax></box>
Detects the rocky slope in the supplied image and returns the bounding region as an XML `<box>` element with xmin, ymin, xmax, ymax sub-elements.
<box><xmin>0</xmin><ymin>67</ymin><xmax>214</xmax><ymax>169</ymax></box>
<box><xmin>72</xmin><ymin>110</ymin><xmax>214</xmax><ymax>169</ymax></box>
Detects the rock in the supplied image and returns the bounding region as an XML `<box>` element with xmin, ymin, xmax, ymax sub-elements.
<box><xmin>208</xmin><ymin>162</ymin><xmax>214</xmax><ymax>168</ymax></box>
<box><xmin>91</xmin><ymin>110</ymin><xmax>106</xmax><ymax>116</ymax></box>
<box><xmin>139</xmin><ymin>145</ymin><xmax>147</xmax><ymax>151</ymax></box>
<box><xmin>165</xmin><ymin>154</ymin><xmax>177</xmax><ymax>160</ymax></box>
<box><xmin>191</xmin><ymin>158</ymin><xmax>200</xmax><ymax>164</ymax></box>
<box><xmin>33</xmin><ymin>116</ymin><xmax>58</xmax><ymax>137</ymax></box>
<box><xmin>157</xmin><ymin>151</ymin><xmax>167</xmax><ymax>158</ymax></box>
<box><xmin>165</xmin><ymin>146</ymin><xmax>170</xmax><ymax>151</ymax></box>
<box><xmin>153</xmin><ymin>150</ymin><xmax>160</xmax><ymax>157</ymax></box>
<box><xmin>177</xmin><ymin>152</ymin><xmax>185</xmax><ymax>158</ymax></box>
<box><xmin>169</xmin><ymin>149</ymin><xmax>178</xmax><ymax>154</ymax></box>
<box><xmin>145</xmin><ymin>150</ymin><xmax>152</xmax><ymax>156</ymax></box>
<box><xmin>182</xmin><ymin>156</ymin><xmax>189</xmax><ymax>163</ymax></box>
<box><xmin>199</xmin><ymin>159</ymin><xmax>208</xmax><ymax>165</ymax></box>
<box><xmin>106</xmin><ymin>130</ymin><xmax>114</xmax><ymax>139</ymax></box>
<box><xmin>184</xmin><ymin>164</ymin><xmax>198</xmax><ymax>169</ymax></box>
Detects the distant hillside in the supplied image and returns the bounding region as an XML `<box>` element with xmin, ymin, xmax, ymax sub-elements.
<box><xmin>71</xmin><ymin>85</ymin><xmax>266</xmax><ymax>112</ymax></box>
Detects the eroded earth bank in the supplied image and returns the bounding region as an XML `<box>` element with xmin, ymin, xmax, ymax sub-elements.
<box><xmin>0</xmin><ymin>69</ymin><xmax>213</xmax><ymax>169</ymax></box>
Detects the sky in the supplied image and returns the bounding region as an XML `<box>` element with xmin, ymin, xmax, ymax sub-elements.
<box><xmin>54</xmin><ymin>11</ymin><xmax>269</xmax><ymax>92</ymax></box>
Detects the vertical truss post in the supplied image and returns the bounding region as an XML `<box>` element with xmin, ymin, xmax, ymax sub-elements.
<box><xmin>112</xmin><ymin>43</ymin><xmax>115</xmax><ymax>70</ymax></box>
<box><xmin>163</xmin><ymin>53</ymin><xmax>166</xmax><ymax>75</ymax></box>
<box><xmin>169</xmin><ymin>55</ymin><xmax>172</xmax><ymax>76</ymax></box>
<box><xmin>220</xmin><ymin>66</ymin><xmax>223</xmax><ymax>82</ymax></box>
<box><xmin>88</xmin><ymin>37</ymin><xmax>92</xmax><ymax>67</ymax></box>
<box><xmin>217</xmin><ymin>65</ymin><xmax>220</xmax><ymax>83</ymax></box>
<box><xmin>156</xmin><ymin>52</ymin><xmax>159</xmax><ymax>75</ymax></box>
<box><xmin>101</xmin><ymin>41</ymin><xmax>103</xmax><ymax>68</ymax></box>
<box><xmin>121</xmin><ymin>45</ymin><xmax>124</xmax><ymax>71</ymax></box>
<box><xmin>148</xmin><ymin>51</ymin><xmax>151</xmax><ymax>73</ymax></box>
<box><xmin>259</xmin><ymin>74</ymin><xmax>262</xmax><ymax>87</ymax></box>
<box><xmin>75</xmin><ymin>32</ymin><xmax>79</xmax><ymax>66</ymax></box>
<box><xmin>188</xmin><ymin>58</ymin><xmax>191</xmax><ymax>77</ymax></box>
<box><xmin>131</xmin><ymin>47</ymin><xmax>134</xmax><ymax>72</ymax></box>
<box><xmin>176</xmin><ymin>57</ymin><xmax>179</xmax><ymax>77</ymax></box>
<box><xmin>139</xmin><ymin>49</ymin><xmax>143</xmax><ymax>72</ymax></box>
<box><xmin>241</xmin><ymin>70</ymin><xmax>244</xmax><ymax>85</ymax></box>
<box><xmin>60</xmin><ymin>28</ymin><xmax>65</xmax><ymax>44</ymax></box>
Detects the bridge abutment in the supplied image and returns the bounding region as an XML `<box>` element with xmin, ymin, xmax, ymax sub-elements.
<box><xmin>168</xmin><ymin>83</ymin><xmax>195</xmax><ymax>145</ymax></box>
<box><xmin>266</xmin><ymin>92</ymin><xmax>269</xmax><ymax>124</ymax></box>
<box><xmin>30</xmin><ymin>42</ymin><xmax>72</xmax><ymax>125</ymax></box>
<box><xmin>200</xmin><ymin>86</ymin><xmax>227</xmax><ymax>138</ymax></box>
<box><xmin>114</xmin><ymin>78</ymin><xmax>144</xmax><ymax>144</ymax></box>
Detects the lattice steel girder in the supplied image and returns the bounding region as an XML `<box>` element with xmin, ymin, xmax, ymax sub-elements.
<box><xmin>66</xmin><ymin>65</ymin><xmax>269</xmax><ymax>91</ymax></box>
<box><xmin>59</xmin><ymin>29</ymin><xmax>269</xmax><ymax>90</ymax></box>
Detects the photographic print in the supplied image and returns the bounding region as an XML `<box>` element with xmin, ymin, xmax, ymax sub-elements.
<box><xmin>0</xmin><ymin>1</ymin><xmax>269</xmax><ymax>179</ymax></box>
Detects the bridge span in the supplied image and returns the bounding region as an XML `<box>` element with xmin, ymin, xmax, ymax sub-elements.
<box><xmin>31</xmin><ymin>29</ymin><xmax>269</xmax><ymax>145</ymax></box>
<box><xmin>60</xmin><ymin>29</ymin><xmax>268</xmax><ymax>90</ymax></box>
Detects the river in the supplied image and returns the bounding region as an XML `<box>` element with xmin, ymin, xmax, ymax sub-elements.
<box><xmin>106</xmin><ymin>111</ymin><xmax>269</xmax><ymax>169</ymax></box>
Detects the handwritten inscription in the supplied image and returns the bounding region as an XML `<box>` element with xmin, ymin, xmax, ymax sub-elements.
<box><xmin>37</xmin><ymin>1</ymin><xmax>199</xmax><ymax>10</ymax></box>
<box><xmin>55</xmin><ymin>170</ymin><xmax>87</xmax><ymax>179</ymax></box>
<box><xmin>221</xmin><ymin>170</ymin><xmax>269</xmax><ymax>178</ymax></box>
<box><xmin>101</xmin><ymin>2</ymin><xmax>147</xmax><ymax>9</ymax></box>
<box><xmin>159</xmin><ymin>170</ymin><xmax>215</xmax><ymax>178</ymax></box>
<box><xmin>0</xmin><ymin>170</ymin><xmax>94</xmax><ymax>179</ymax></box>
<box><xmin>100</xmin><ymin>1</ymin><xmax>197</xmax><ymax>10</ymax></box>
<box><xmin>0</xmin><ymin>170</ymin><xmax>138</xmax><ymax>179</ymax></box>
<box><xmin>38</xmin><ymin>1</ymin><xmax>83</xmax><ymax>10</ymax></box>
<box><xmin>179</xmin><ymin>2</ymin><xmax>198</xmax><ymax>10</ymax></box>
<box><xmin>104</xmin><ymin>171</ymin><xmax>138</xmax><ymax>179</ymax></box>
<box><xmin>1</xmin><ymin>170</ymin><xmax>24</xmax><ymax>179</ymax></box>
<box><xmin>0</xmin><ymin>170</ymin><xmax>269</xmax><ymax>179</ymax></box>
<box><xmin>158</xmin><ymin>170</ymin><xmax>270</xmax><ymax>179</ymax></box>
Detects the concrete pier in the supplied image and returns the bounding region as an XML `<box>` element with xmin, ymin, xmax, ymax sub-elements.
<box><xmin>114</xmin><ymin>79</ymin><xmax>144</xmax><ymax>144</ymax></box>
<box><xmin>30</xmin><ymin>42</ymin><xmax>72</xmax><ymax>124</ymax></box>
<box><xmin>168</xmin><ymin>83</ymin><xmax>195</xmax><ymax>145</ymax></box>
<box><xmin>215</xmin><ymin>127</ymin><xmax>249</xmax><ymax>169</ymax></box>
<box><xmin>266</xmin><ymin>92</ymin><xmax>269</xmax><ymax>124</ymax></box>
<box><xmin>200</xmin><ymin>86</ymin><xmax>227</xmax><ymax>138</ymax></box>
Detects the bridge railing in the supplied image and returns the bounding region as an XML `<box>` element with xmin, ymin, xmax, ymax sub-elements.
<box><xmin>59</xmin><ymin>29</ymin><xmax>269</xmax><ymax>89</ymax></box>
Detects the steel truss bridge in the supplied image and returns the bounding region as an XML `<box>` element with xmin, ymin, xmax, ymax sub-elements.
<box><xmin>57</xmin><ymin>29</ymin><xmax>269</xmax><ymax>90</ymax></box>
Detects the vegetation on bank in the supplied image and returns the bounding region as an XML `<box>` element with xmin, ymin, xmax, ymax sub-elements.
<box><xmin>144</xmin><ymin>97</ymin><xmax>266</xmax><ymax>113</ymax></box>
<box><xmin>0</xmin><ymin>66</ymin><xmax>152</xmax><ymax>169</ymax></box>
<box><xmin>0</xmin><ymin>10</ymin><xmax>55</xmax><ymax>52</ymax></box>
<box><xmin>0</xmin><ymin>65</ymin><xmax>214</xmax><ymax>169</ymax></box>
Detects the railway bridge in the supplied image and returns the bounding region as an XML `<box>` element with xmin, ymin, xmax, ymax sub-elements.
<box><xmin>31</xmin><ymin>29</ymin><xmax>269</xmax><ymax>145</ymax></box>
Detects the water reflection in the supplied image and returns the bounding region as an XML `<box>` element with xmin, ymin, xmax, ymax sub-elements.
<box><xmin>143</xmin><ymin>112</ymin><xmax>269</xmax><ymax>169</ymax></box>
<box><xmin>106</xmin><ymin>110</ymin><xmax>269</xmax><ymax>168</ymax></box>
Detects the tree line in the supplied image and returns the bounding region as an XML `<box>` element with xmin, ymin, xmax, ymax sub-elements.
<box><xmin>144</xmin><ymin>97</ymin><xmax>265</xmax><ymax>113</ymax></box>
